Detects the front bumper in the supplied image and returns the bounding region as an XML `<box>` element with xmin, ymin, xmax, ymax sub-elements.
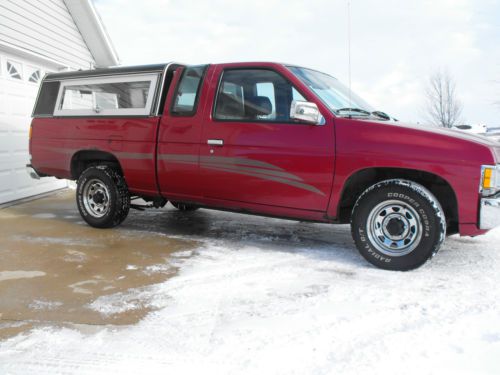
<box><xmin>26</xmin><ymin>164</ymin><xmax>40</xmax><ymax>180</ymax></box>
<box><xmin>480</xmin><ymin>196</ymin><xmax>500</xmax><ymax>230</ymax></box>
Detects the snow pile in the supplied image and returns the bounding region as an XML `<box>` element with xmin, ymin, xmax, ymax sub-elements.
<box><xmin>1</xmin><ymin>219</ymin><xmax>499</xmax><ymax>374</ymax></box>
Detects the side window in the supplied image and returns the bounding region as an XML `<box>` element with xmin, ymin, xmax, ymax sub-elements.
<box><xmin>256</xmin><ymin>82</ymin><xmax>276</xmax><ymax>120</ymax></box>
<box><xmin>171</xmin><ymin>65</ymin><xmax>207</xmax><ymax>116</ymax></box>
<box><xmin>292</xmin><ymin>87</ymin><xmax>306</xmax><ymax>101</ymax></box>
<box><xmin>33</xmin><ymin>81</ymin><xmax>61</xmax><ymax>117</ymax></box>
<box><xmin>214</xmin><ymin>69</ymin><xmax>306</xmax><ymax>122</ymax></box>
<box><xmin>54</xmin><ymin>74</ymin><xmax>158</xmax><ymax>116</ymax></box>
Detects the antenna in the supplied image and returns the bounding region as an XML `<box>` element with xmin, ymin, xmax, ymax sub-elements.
<box><xmin>347</xmin><ymin>0</ymin><xmax>352</xmax><ymax>110</ymax></box>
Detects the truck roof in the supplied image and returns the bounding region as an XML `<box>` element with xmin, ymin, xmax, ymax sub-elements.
<box><xmin>43</xmin><ymin>62</ymin><xmax>310</xmax><ymax>83</ymax></box>
<box><xmin>44</xmin><ymin>63</ymin><xmax>171</xmax><ymax>81</ymax></box>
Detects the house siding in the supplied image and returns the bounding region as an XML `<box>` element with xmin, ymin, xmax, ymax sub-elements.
<box><xmin>0</xmin><ymin>0</ymin><xmax>95</xmax><ymax>69</ymax></box>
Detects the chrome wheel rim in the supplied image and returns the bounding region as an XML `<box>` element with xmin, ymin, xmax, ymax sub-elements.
<box><xmin>366</xmin><ymin>199</ymin><xmax>422</xmax><ymax>256</ymax></box>
<box><xmin>82</xmin><ymin>179</ymin><xmax>110</xmax><ymax>218</ymax></box>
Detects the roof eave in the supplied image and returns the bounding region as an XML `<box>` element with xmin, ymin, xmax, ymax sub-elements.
<box><xmin>64</xmin><ymin>0</ymin><xmax>120</xmax><ymax>68</ymax></box>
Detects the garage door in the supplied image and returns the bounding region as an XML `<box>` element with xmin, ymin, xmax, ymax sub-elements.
<box><xmin>0</xmin><ymin>51</ymin><xmax>66</xmax><ymax>205</ymax></box>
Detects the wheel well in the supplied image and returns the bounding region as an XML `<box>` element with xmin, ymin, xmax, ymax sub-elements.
<box><xmin>70</xmin><ymin>150</ymin><xmax>123</xmax><ymax>180</ymax></box>
<box><xmin>338</xmin><ymin>168</ymin><xmax>459</xmax><ymax>234</ymax></box>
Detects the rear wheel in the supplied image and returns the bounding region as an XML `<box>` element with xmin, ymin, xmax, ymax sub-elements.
<box><xmin>76</xmin><ymin>166</ymin><xmax>130</xmax><ymax>228</ymax></box>
<box><xmin>351</xmin><ymin>179</ymin><xmax>446</xmax><ymax>271</ymax></box>
<box><xmin>170</xmin><ymin>201</ymin><xmax>200</xmax><ymax>212</ymax></box>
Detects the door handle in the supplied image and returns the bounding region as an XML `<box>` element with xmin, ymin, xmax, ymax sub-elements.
<box><xmin>207</xmin><ymin>139</ymin><xmax>224</xmax><ymax>146</ymax></box>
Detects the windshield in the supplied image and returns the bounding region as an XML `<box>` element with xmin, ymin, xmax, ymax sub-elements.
<box><xmin>288</xmin><ymin>66</ymin><xmax>374</xmax><ymax>115</ymax></box>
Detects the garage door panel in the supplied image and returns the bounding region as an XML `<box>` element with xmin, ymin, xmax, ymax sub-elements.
<box><xmin>7</xmin><ymin>96</ymin><xmax>32</xmax><ymax>118</ymax></box>
<box><xmin>9</xmin><ymin>134</ymin><xmax>29</xmax><ymax>151</ymax></box>
<box><xmin>0</xmin><ymin>54</ymin><xmax>67</xmax><ymax>205</ymax></box>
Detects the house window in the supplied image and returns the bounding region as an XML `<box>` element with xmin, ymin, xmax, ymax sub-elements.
<box><xmin>29</xmin><ymin>70</ymin><xmax>41</xmax><ymax>83</ymax></box>
<box><xmin>26</xmin><ymin>66</ymin><xmax>42</xmax><ymax>84</ymax></box>
<box><xmin>7</xmin><ymin>61</ymin><xmax>22</xmax><ymax>80</ymax></box>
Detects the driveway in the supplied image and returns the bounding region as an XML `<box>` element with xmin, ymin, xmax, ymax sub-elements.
<box><xmin>1</xmin><ymin>190</ymin><xmax>499</xmax><ymax>374</ymax></box>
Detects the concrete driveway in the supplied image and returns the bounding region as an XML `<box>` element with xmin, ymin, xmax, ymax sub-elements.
<box><xmin>1</xmin><ymin>190</ymin><xmax>500</xmax><ymax>374</ymax></box>
<box><xmin>0</xmin><ymin>190</ymin><xmax>197</xmax><ymax>338</ymax></box>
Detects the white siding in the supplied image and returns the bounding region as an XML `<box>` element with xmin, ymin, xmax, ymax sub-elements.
<box><xmin>0</xmin><ymin>0</ymin><xmax>95</xmax><ymax>69</ymax></box>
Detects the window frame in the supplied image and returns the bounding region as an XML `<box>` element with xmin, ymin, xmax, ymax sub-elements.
<box><xmin>169</xmin><ymin>65</ymin><xmax>208</xmax><ymax>117</ymax></box>
<box><xmin>212</xmin><ymin>67</ymin><xmax>311</xmax><ymax>125</ymax></box>
<box><xmin>53</xmin><ymin>73</ymin><xmax>159</xmax><ymax>117</ymax></box>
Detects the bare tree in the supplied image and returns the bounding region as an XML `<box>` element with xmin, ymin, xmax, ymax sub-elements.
<box><xmin>424</xmin><ymin>69</ymin><xmax>463</xmax><ymax>128</ymax></box>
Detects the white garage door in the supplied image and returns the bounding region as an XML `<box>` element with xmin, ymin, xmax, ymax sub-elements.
<box><xmin>0</xmin><ymin>51</ymin><xmax>66</xmax><ymax>205</ymax></box>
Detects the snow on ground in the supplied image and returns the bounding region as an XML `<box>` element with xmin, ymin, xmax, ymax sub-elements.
<box><xmin>1</xmin><ymin>208</ymin><xmax>500</xmax><ymax>375</ymax></box>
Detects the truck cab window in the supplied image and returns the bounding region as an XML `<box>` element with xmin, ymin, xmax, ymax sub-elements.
<box><xmin>214</xmin><ymin>69</ymin><xmax>305</xmax><ymax>122</ymax></box>
<box><xmin>171</xmin><ymin>65</ymin><xmax>207</xmax><ymax>116</ymax></box>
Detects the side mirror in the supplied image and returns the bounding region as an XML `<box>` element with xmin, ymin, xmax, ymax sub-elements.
<box><xmin>290</xmin><ymin>100</ymin><xmax>325</xmax><ymax>125</ymax></box>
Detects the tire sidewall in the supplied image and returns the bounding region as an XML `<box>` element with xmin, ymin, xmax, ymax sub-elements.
<box><xmin>352</xmin><ymin>181</ymin><xmax>444</xmax><ymax>271</ymax></box>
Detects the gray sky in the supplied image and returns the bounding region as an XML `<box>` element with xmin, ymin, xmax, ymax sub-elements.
<box><xmin>94</xmin><ymin>0</ymin><xmax>500</xmax><ymax>125</ymax></box>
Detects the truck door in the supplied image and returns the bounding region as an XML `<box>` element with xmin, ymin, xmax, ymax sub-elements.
<box><xmin>200</xmin><ymin>66</ymin><xmax>335</xmax><ymax>212</ymax></box>
<box><xmin>157</xmin><ymin>65</ymin><xmax>209</xmax><ymax>199</ymax></box>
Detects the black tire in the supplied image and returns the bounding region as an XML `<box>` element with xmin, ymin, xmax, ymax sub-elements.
<box><xmin>351</xmin><ymin>179</ymin><xmax>446</xmax><ymax>271</ymax></box>
<box><xmin>76</xmin><ymin>166</ymin><xmax>130</xmax><ymax>228</ymax></box>
<box><xmin>170</xmin><ymin>201</ymin><xmax>200</xmax><ymax>212</ymax></box>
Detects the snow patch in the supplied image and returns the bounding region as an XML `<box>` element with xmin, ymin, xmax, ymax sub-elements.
<box><xmin>63</xmin><ymin>250</ymin><xmax>87</xmax><ymax>263</ymax></box>
<box><xmin>29</xmin><ymin>300</ymin><xmax>63</xmax><ymax>311</ymax></box>
<box><xmin>0</xmin><ymin>271</ymin><xmax>45</xmax><ymax>282</ymax></box>
<box><xmin>1</xmin><ymin>220</ymin><xmax>500</xmax><ymax>374</ymax></box>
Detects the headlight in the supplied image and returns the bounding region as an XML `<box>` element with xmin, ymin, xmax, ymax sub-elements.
<box><xmin>481</xmin><ymin>165</ymin><xmax>500</xmax><ymax>196</ymax></box>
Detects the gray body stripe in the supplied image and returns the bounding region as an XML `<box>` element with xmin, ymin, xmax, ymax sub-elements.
<box><xmin>40</xmin><ymin>147</ymin><xmax>152</xmax><ymax>160</ymax></box>
<box><xmin>37</xmin><ymin>149</ymin><xmax>324</xmax><ymax>196</ymax></box>
<box><xmin>161</xmin><ymin>154</ymin><xmax>323</xmax><ymax>196</ymax></box>
<box><xmin>158</xmin><ymin>154</ymin><xmax>198</xmax><ymax>162</ymax></box>
<box><xmin>200</xmin><ymin>162</ymin><xmax>303</xmax><ymax>182</ymax></box>
<box><xmin>160</xmin><ymin>155</ymin><xmax>284</xmax><ymax>172</ymax></box>
<box><xmin>199</xmin><ymin>156</ymin><xmax>284</xmax><ymax>171</ymax></box>
<box><xmin>203</xmin><ymin>165</ymin><xmax>325</xmax><ymax>196</ymax></box>
<box><xmin>114</xmin><ymin>152</ymin><xmax>152</xmax><ymax>160</ymax></box>
<box><xmin>40</xmin><ymin>147</ymin><xmax>74</xmax><ymax>155</ymax></box>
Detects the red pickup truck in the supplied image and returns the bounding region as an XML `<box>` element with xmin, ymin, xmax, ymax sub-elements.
<box><xmin>27</xmin><ymin>62</ymin><xmax>500</xmax><ymax>270</ymax></box>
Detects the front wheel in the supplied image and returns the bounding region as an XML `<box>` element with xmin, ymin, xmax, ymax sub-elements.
<box><xmin>76</xmin><ymin>166</ymin><xmax>130</xmax><ymax>228</ymax></box>
<box><xmin>351</xmin><ymin>179</ymin><xmax>446</xmax><ymax>271</ymax></box>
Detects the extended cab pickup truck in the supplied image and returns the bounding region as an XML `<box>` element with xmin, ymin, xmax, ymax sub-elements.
<box><xmin>27</xmin><ymin>62</ymin><xmax>500</xmax><ymax>270</ymax></box>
